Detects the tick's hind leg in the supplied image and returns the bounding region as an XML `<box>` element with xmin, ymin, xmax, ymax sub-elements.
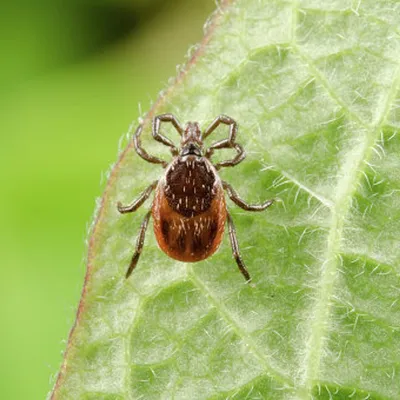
<box><xmin>125</xmin><ymin>211</ymin><xmax>152</xmax><ymax>278</ymax></box>
<box><xmin>226</xmin><ymin>211</ymin><xmax>252</xmax><ymax>283</ymax></box>
<box><xmin>223</xmin><ymin>181</ymin><xmax>274</xmax><ymax>211</ymax></box>
<box><xmin>117</xmin><ymin>181</ymin><xmax>158</xmax><ymax>214</ymax></box>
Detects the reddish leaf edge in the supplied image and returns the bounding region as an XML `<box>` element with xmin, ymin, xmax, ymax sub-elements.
<box><xmin>49</xmin><ymin>1</ymin><xmax>233</xmax><ymax>398</ymax></box>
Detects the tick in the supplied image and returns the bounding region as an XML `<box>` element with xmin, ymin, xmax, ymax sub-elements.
<box><xmin>117</xmin><ymin>114</ymin><xmax>274</xmax><ymax>283</ymax></box>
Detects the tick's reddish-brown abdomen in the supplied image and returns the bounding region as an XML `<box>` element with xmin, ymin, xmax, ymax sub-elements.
<box><xmin>152</xmin><ymin>156</ymin><xmax>226</xmax><ymax>262</ymax></box>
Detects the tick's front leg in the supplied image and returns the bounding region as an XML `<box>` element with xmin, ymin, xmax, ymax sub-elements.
<box><xmin>223</xmin><ymin>181</ymin><xmax>274</xmax><ymax>211</ymax></box>
<box><xmin>117</xmin><ymin>180</ymin><xmax>158</xmax><ymax>214</ymax></box>
<box><xmin>134</xmin><ymin>124</ymin><xmax>169</xmax><ymax>168</ymax></box>
<box><xmin>152</xmin><ymin>114</ymin><xmax>183</xmax><ymax>156</ymax></box>
<box><xmin>202</xmin><ymin>114</ymin><xmax>238</xmax><ymax>142</ymax></box>
<box><xmin>203</xmin><ymin>115</ymin><xmax>246</xmax><ymax>170</ymax></box>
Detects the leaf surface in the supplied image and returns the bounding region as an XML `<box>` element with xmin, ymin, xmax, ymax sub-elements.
<box><xmin>52</xmin><ymin>1</ymin><xmax>400</xmax><ymax>399</ymax></box>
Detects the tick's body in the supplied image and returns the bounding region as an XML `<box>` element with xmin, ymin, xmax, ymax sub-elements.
<box><xmin>153</xmin><ymin>156</ymin><xmax>226</xmax><ymax>262</ymax></box>
<box><xmin>118</xmin><ymin>114</ymin><xmax>274</xmax><ymax>283</ymax></box>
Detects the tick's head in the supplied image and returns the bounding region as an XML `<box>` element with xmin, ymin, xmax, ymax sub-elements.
<box><xmin>180</xmin><ymin>122</ymin><xmax>203</xmax><ymax>157</ymax></box>
<box><xmin>180</xmin><ymin>142</ymin><xmax>202</xmax><ymax>157</ymax></box>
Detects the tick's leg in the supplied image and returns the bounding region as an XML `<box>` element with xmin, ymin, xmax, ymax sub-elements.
<box><xmin>227</xmin><ymin>211</ymin><xmax>252</xmax><ymax>283</ymax></box>
<box><xmin>211</xmin><ymin>142</ymin><xmax>246</xmax><ymax>170</ymax></box>
<box><xmin>202</xmin><ymin>114</ymin><xmax>238</xmax><ymax>142</ymax></box>
<box><xmin>125</xmin><ymin>211</ymin><xmax>152</xmax><ymax>278</ymax></box>
<box><xmin>153</xmin><ymin>114</ymin><xmax>183</xmax><ymax>156</ymax></box>
<box><xmin>203</xmin><ymin>115</ymin><xmax>246</xmax><ymax>170</ymax></box>
<box><xmin>134</xmin><ymin>124</ymin><xmax>169</xmax><ymax>168</ymax></box>
<box><xmin>117</xmin><ymin>181</ymin><xmax>158</xmax><ymax>214</ymax></box>
<box><xmin>223</xmin><ymin>181</ymin><xmax>274</xmax><ymax>211</ymax></box>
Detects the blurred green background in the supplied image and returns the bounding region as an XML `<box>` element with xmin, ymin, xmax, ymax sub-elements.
<box><xmin>0</xmin><ymin>1</ymin><xmax>215</xmax><ymax>398</ymax></box>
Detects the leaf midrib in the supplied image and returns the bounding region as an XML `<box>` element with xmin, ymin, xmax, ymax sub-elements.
<box><xmin>298</xmin><ymin>65</ymin><xmax>400</xmax><ymax>398</ymax></box>
<box><xmin>175</xmin><ymin>5</ymin><xmax>400</xmax><ymax>395</ymax></box>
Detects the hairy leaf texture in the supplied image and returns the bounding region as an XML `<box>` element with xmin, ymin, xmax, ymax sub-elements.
<box><xmin>51</xmin><ymin>1</ymin><xmax>400</xmax><ymax>399</ymax></box>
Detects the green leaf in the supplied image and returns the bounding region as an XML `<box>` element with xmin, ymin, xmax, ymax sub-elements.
<box><xmin>51</xmin><ymin>0</ymin><xmax>400</xmax><ymax>399</ymax></box>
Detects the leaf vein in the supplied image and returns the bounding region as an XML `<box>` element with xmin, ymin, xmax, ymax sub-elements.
<box><xmin>301</xmin><ymin>55</ymin><xmax>400</xmax><ymax>397</ymax></box>
<box><xmin>293</xmin><ymin>46</ymin><xmax>369</xmax><ymax>128</ymax></box>
<box><xmin>187</xmin><ymin>267</ymin><xmax>294</xmax><ymax>389</ymax></box>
